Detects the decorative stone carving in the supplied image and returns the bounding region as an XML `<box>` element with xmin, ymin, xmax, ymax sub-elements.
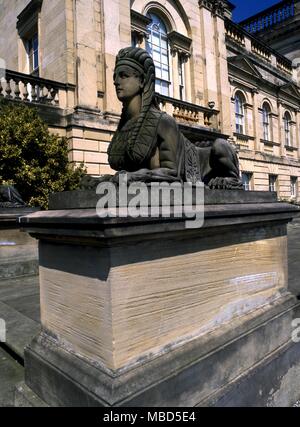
<box><xmin>198</xmin><ymin>0</ymin><xmax>229</xmax><ymax>17</ymax></box>
<box><xmin>82</xmin><ymin>47</ymin><xmax>243</xmax><ymax>190</ymax></box>
<box><xmin>168</xmin><ymin>31</ymin><xmax>192</xmax><ymax>59</ymax></box>
<box><xmin>130</xmin><ymin>10</ymin><xmax>151</xmax><ymax>44</ymax></box>
<box><xmin>0</xmin><ymin>185</ymin><xmax>26</xmax><ymax>208</ymax></box>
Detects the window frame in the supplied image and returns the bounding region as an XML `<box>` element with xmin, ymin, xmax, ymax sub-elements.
<box><xmin>178</xmin><ymin>54</ymin><xmax>185</xmax><ymax>101</ymax></box>
<box><xmin>235</xmin><ymin>92</ymin><xmax>245</xmax><ymax>134</ymax></box>
<box><xmin>269</xmin><ymin>174</ymin><xmax>278</xmax><ymax>193</ymax></box>
<box><xmin>17</xmin><ymin>0</ymin><xmax>42</xmax><ymax>77</ymax></box>
<box><xmin>262</xmin><ymin>102</ymin><xmax>271</xmax><ymax>141</ymax></box>
<box><xmin>26</xmin><ymin>31</ymin><xmax>39</xmax><ymax>75</ymax></box>
<box><xmin>283</xmin><ymin>111</ymin><xmax>292</xmax><ymax>147</ymax></box>
<box><xmin>146</xmin><ymin>13</ymin><xmax>171</xmax><ymax>97</ymax></box>
<box><xmin>291</xmin><ymin>176</ymin><xmax>298</xmax><ymax>198</ymax></box>
<box><xmin>242</xmin><ymin>172</ymin><xmax>253</xmax><ymax>191</ymax></box>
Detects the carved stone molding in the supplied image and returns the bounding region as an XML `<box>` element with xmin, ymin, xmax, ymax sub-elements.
<box><xmin>198</xmin><ymin>0</ymin><xmax>231</xmax><ymax>17</ymax></box>
<box><xmin>17</xmin><ymin>0</ymin><xmax>43</xmax><ymax>37</ymax></box>
<box><xmin>168</xmin><ymin>31</ymin><xmax>192</xmax><ymax>59</ymax></box>
<box><xmin>131</xmin><ymin>10</ymin><xmax>152</xmax><ymax>43</ymax></box>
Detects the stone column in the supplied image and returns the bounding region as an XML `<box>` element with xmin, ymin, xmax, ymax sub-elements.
<box><xmin>184</xmin><ymin>56</ymin><xmax>192</xmax><ymax>103</ymax></box>
<box><xmin>199</xmin><ymin>4</ymin><xmax>218</xmax><ymax>109</ymax></box>
<box><xmin>74</xmin><ymin>0</ymin><xmax>98</xmax><ymax>109</ymax></box>
<box><xmin>213</xmin><ymin>12</ymin><xmax>232</xmax><ymax>136</ymax></box>
<box><xmin>171</xmin><ymin>49</ymin><xmax>179</xmax><ymax>100</ymax></box>
<box><xmin>101</xmin><ymin>0</ymin><xmax>131</xmax><ymax>117</ymax></box>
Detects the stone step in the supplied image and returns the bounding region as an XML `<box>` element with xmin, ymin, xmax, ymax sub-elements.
<box><xmin>0</xmin><ymin>347</ymin><xmax>24</xmax><ymax>407</ymax></box>
<box><xmin>0</xmin><ymin>258</ymin><xmax>38</xmax><ymax>280</ymax></box>
<box><xmin>0</xmin><ymin>275</ymin><xmax>39</xmax><ymax>301</ymax></box>
<box><xmin>0</xmin><ymin>301</ymin><xmax>40</xmax><ymax>359</ymax></box>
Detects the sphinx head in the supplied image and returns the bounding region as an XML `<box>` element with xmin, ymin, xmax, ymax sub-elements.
<box><xmin>114</xmin><ymin>47</ymin><xmax>156</xmax><ymax>108</ymax></box>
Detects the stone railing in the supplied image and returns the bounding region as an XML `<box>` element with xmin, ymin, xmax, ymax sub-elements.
<box><xmin>277</xmin><ymin>57</ymin><xmax>293</xmax><ymax>74</ymax></box>
<box><xmin>251</xmin><ymin>40</ymin><xmax>272</xmax><ymax>62</ymax></box>
<box><xmin>240</xmin><ymin>0</ymin><xmax>295</xmax><ymax>34</ymax></box>
<box><xmin>225</xmin><ymin>19</ymin><xmax>245</xmax><ymax>47</ymax></box>
<box><xmin>157</xmin><ymin>94</ymin><xmax>219</xmax><ymax>129</ymax></box>
<box><xmin>0</xmin><ymin>69</ymin><xmax>76</xmax><ymax>109</ymax></box>
<box><xmin>225</xmin><ymin>18</ymin><xmax>294</xmax><ymax>76</ymax></box>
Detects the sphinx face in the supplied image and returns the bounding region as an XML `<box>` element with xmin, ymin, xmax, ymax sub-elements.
<box><xmin>113</xmin><ymin>65</ymin><xmax>143</xmax><ymax>101</ymax></box>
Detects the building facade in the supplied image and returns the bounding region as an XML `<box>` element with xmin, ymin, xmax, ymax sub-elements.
<box><xmin>0</xmin><ymin>0</ymin><xmax>299</xmax><ymax>201</ymax></box>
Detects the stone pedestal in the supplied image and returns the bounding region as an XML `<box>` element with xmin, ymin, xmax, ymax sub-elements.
<box><xmin>0</xmin><ymin>208</ymin><xmax>39</xmax><ymax>279</ymax></box>
<box><xmin>16</xmin><ymin>191</ymin><xmax>300</xmax><ymax>406</ymax></box>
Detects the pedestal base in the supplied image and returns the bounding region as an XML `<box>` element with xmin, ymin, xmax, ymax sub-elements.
<box><xmin>16</xmin><ymin>295</ymin><xmax>300</xmax><ymax>406</ymax></box>
<box><xmin>17</xmin><ymin>191</ymin><xmax>300</xmax><ymax>406</ymax></box>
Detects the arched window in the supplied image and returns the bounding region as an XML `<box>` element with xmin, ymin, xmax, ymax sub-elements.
<box><xmin>235</xmin><ymin>92</ymin><xmax>245</xmax><ymax>134</ymax></box>
<box><xmin>283</xmin><ymin>111</ymin><xmax>292</xmax><ymax>146</ymax></box>
<box><xmin>262</xmin><ymin>103</ymin><xmax>271</xmax><ymax>141</ymax></box>
<box><xmin>146</xmin><ymin>13</ymin><xmax>170</xmax><ymax>96</ymax></box>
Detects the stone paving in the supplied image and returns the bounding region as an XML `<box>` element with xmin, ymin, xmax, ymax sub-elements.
<box><xmin>0</xmin><ymin>347</ymin><xmax>23</xmax><ymax>407</ymax></box>
<box><xmin>0</xmin><ymin>217</ymin><xmax>299</xmax><ymax>407</ymax></box>
<box><xmin>288</xmin><ymin>217</ymin><xmax>300</xmax><ymax>297</ymax></box>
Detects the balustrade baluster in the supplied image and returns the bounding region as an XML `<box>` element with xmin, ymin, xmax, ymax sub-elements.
<box><xmin>23</xmin><ymin>82</ymin><xmax>29</xmax><ymax>101</ymax></box>
<box><xmin>31</xmin><ymin>84</ymin><xmax>37</xmax><ymax>102</ymax></box>
<box><xmin>39</xmin><ymin>85</ymin><xmax>46</xmax><ymax>103</ymax></box>
<box><xmin>52</xmin><ymin>89</ymin><xmax>59</xmax><ymax>105</ymax></box>
<box><xmin>14</xmin><ymin>79</ymin><xmax>21</xmax><ymax>100</ymax></box>
<box><xmin>5</xmin><ymin>79</ymin><xmax>12</xmax><ymax>99</ymax></box>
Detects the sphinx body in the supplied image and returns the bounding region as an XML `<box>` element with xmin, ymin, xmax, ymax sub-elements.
<box><xmin>81</xmin><ymin>47</ymin><xmax>243</xmax><ymax>190</ymax></box>
<box><xmin>0</xmin><ymin>185</ymin><xmax>26</xmax><ymax>208</ymax></box>
<box><xmin>107</xmin><ymin>105</ymin><xmax>242</xmax><ymax>189</ymax></box>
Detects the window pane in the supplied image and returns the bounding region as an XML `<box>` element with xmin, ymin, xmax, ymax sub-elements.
<box><xmin>291</xmin><ymin>177</ymin><xmax>297</xmax><ymax>197</ymax></box>
<box><xmin>147</xmin><ymin>13</ymin><xmax>170</xmax><ymax>95</ymax></box>
<box><xmin>242</xmin><ymin>173</ymin><xmax>252</xmax><ymax>191</ymax></box>
<box><xmin>34</xmin><ymin>49</ymin><xmax>39</xmax><ymax>69</ymax></box>
<box><xmin>269</xmin><ymin>175</ymin><xmax>277</xmax><ymax>192</ymax></box>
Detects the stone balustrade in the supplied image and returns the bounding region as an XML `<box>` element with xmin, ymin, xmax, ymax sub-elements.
<box><xmin>0</xmin><ymin>69</ymin><xmax>76</xmax><ymax>109</ymax></box>
<box><xmin>241</xmin><ymin>0</ymin><xmax>295</xmax><ymax>34</ymax></box>
<box><xmin>225</xmin><ymin>19</ymin><xmax>245</xmax><ymax>47</ymax></box>
<box><xmin>251</xmin><ymin>40</ymin><xmax>272</xmax><ymax>62</ymax></box>
<box><xmin>277</xmin><ymin>57</ymin><xmax>293</xmax><ymax>74</ymax></box>
<box><xmin>225</xmin><ymin>18</ymin><xmax>294</xmax><ymax>76</ymax></box>
<box><xmin>157</xmin><ymin>94</ymin><xmax>219</xmax><ymax>129</ymax></box>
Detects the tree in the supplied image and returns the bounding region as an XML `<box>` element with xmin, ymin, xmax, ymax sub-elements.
<box><xmin>0</xmin><ymin>100</ymin><xmax>85</xmax><ymax>208</ymax></box>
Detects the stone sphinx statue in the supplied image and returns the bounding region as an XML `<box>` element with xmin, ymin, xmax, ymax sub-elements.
<box><xmin>0</xmin><ymin>185</ymin><xmax>26</xmax><ymax>208</ymax></box>
<box><xmin>82</xmin><ymin>47</ymin><xmax>243</xmax><ymax>190</ymax></box>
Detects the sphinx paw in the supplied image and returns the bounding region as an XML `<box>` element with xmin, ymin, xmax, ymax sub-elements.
<box><xmin>208</xmin><ymin>177</ymin><xmax>244</xmax><ymax>190</ymax></box>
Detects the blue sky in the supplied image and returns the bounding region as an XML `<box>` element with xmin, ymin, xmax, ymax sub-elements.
<box><xmin>232</xmin><ymin>0</ymin><xmax>281</xmax><ymax>22</ymax></box>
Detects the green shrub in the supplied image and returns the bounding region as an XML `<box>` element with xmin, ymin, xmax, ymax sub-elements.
<box><xmin>0</xmin><ymin>100</ymin><xmax>85</xmax><ymax>208</ymax></box>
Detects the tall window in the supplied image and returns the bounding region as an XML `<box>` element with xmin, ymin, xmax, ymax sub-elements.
<box><xmin>269</xmin><ymin>175</ymin><xmax>278</xmax><ymax>192</ymax></box>
<box><xmin>262</xmin><ymin>103</ymin><xmax>271</xmax><ymax>141</ymax></box>
<box><xmin>235</xmin><ymin>93</ymin><xmax>245</xmax><ymax>134</ymax></box>
<box><xmin>283</xmin><ymin>111</ymin><xmax>292</xmax><ymax>147</ymax></box>
<box><xmin>242</xmin><ymin>172</ymin><xmax>252</xmax><ymax>191</ymax></box>
<box><xmin>27</xmin><ymin>32</ymin><xmax>39</xmax><ymax>75</ymax></box>
<box><xmin>131</xmin><ymin>32</ymin><xmax>139</xmax><ymax>48</ymax></box>
<box><xmin>178</xmin><ymin>55</ymin><xmax>185</xmax><ymax>101</ymax></box>
<box><xmin>291</xmin><ymin>177</ymin><xmax>298</xmax><ymax>198</ymax></box>
<box><xmin>146</xmin><ymin>13</ymin><xmax>170</xmax><ymax>96</ymax></box>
